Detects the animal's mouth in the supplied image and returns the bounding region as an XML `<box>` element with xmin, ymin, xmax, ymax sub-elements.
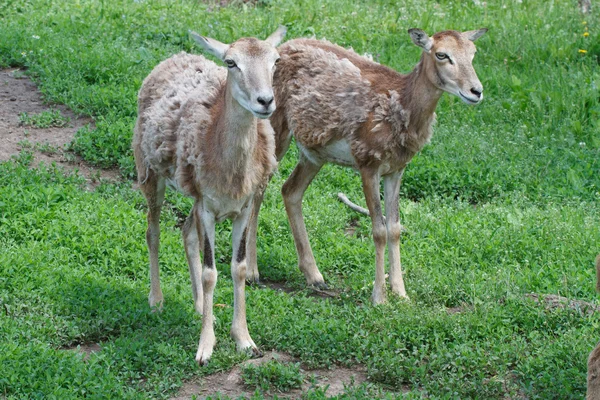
<box><xmin>254</xmin><ymin>110</ymin><xmax>273</xmax><ymax>119</ymax></box>
<box><xmin>459</xmin><ymin>91</ymin><xmax>482</xmax><ymax>105</ymax></box>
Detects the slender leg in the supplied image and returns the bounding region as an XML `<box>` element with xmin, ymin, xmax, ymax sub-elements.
<box><xmin>230</xmin><ymin>200</ymin><xmax>260</xmax><ymax>356</ymax></box>
<box><xmin>281</xmin><ymin>154</ymin><xmax>326</xmax><ymax>287</ymax></box>
<box><xmin>195</xmin><ymin>206</ymin><xmax>217</xmax><ymax>366</ymax></box>
<box><xmin>246</xmin><ymin>185</ymin><xmax>265</xmax><ymax>284</ymax></box>
<box><xmin>246</xmin><ymin>130</ymin><xmax>292</xmax><ymax>284</ymax></box>
<box><xmin>359</xmin><ymin>167</ymin><xmax>387</xmax><ymax>305</ymax></box>
<box><xmin>141</xmin><ymin>174</ymin><xmax>166</xmax><ymax>311</ymax></box>
<box><xmin>384</xmin><ymin>170</ymin><xmax>408</xmax><ymax>298</ymax></box>
<box><xmin>183</xmin><ymin>202</ymin><xmax>203</xmax><ymax>314</ymax></box>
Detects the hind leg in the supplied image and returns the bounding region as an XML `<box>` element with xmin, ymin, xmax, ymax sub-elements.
<box><xmin>183</xmin><ymin>202</ymin><xmax>203</xmax><ymax>314</ymax></box>
<box><xmin>140</xmin><ymin>170</ymin><xmax>167</xmax><ymax>311</ymax></box>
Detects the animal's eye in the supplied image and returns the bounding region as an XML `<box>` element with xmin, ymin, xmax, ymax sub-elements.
<box><xmin>435</xmin><ymin>53</ymin><xmax>448</xmax><ymax>60</ymax></box>
<box><xmin>275</xmin><ymin>58</ymin><xmax>281</xmax><ymax>64</ymax></box>
<box><xmin>225</xmin><ymin>59</ymin><xmax>237</xmax><ymax>69</ymax></box>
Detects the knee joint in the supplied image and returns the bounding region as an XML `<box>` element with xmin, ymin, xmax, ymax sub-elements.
<box><xmin>202</xmin><ymin>268</ymin><xmax>217</xmax><ymax>289</ymax></box>
<box><xmin>387</xmin><ymin>222</ymin><xmax>402</xmax><ymax>242</ymax></box>
<box><xmin>233</xmin><ymin>262</ymin><xmax>247</xmax><ymax>283</ymax></box>
<box><xmin>372</xmin><ymin>225</ymin><xmax>387</xmax><ymax>245</ymax></box>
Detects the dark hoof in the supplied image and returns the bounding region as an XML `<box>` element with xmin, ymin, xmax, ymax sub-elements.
<box><xmin>310</xmin><ymin>281</ymin><xmax>329</xmax><ymax>290</ymax></box>
<box><xmin>251</xmin><ymin>347</ymin><xmax>264</xmax><ymax>359</ymax></box>
<box><xmin>247</xmin><ymin>279</ymin><xmax>266</xmax><ymax>288</ymax></box>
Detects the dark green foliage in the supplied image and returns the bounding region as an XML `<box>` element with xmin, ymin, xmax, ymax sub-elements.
<box><xmin>0</xmin><ymin>0</ymin><xmax>599</xmax><ymax>398</ymax></box>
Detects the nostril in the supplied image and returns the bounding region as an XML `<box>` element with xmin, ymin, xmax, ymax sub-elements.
<box><xmin>257</xmin><ymin>96</ymin><xmax>274</xmax><ymax>107</ymax></box>
<box><xmin>471</xmin><ymin>88</ymin><xmax>483</xmax><ymax>97</ymax></box>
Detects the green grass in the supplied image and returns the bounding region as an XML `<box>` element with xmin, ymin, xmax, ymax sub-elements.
<box><xmin>241</xmin><ymin>360</ymin><xmax>304</xmax><ymax>393</ymax></box>
<box><xmin>0</xmin><ymin>0</ymin><xmax>599</xmax><ymax>398</ymax></box>
<box><xmin>18</xmin><ymin>108</ymin><xmax>70</xmax><ymax>128</ymax></box>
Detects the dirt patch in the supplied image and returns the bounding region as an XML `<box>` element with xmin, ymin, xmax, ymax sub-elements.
<box><xmin>0</xmin><ymin>68</ymin><xmax>121</xmax><ymax>187</ymax></box>
<box><xmin>173</xmin><ymin>351</ymin><xmax>368</xmax><ymax>399</ymax></box>
<box><xmin>526</xmin><ymin>293</ymin><xmax>600</xmax><ymax>315</ymax></box>
<box><xmin>63</xmin><ymin>343</ymin><xmax>102</xmax><ymax>362</ymax></box>
<box><xmin>261</xmin><ymin>279</ymin><xmax>340</xmax><ymax>299</ymax></box>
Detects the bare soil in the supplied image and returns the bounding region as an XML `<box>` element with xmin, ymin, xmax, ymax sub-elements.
<box><xmin>63</xmin><ymin>343</ymin><xmax>102</xmax><ymax>362</ymax></box>
<box><xmin>0</xmin><ymin>68</ymin><xmax>121</xmax><ymax>187</ymax></box>
<box><xmin>526</xmin><ymin>293</ymin><xmax>600</xmax><ymax>315</ymax></box>
<box><xmin>172</xmin><ymin>351</ymin><xmax>369</xmax><ymax>400</ymax></box>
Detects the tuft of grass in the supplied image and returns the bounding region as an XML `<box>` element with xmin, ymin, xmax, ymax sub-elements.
<box><xmin>18</xmin><ymin>108</ymin><xmax>70</xmax><ymax>128</ymax></box>
<box><xmin>0</xmin><ymin>0</ymin><xmax>599</xmax><ymax>399</ymax></box>
<box><xmin>241</xmin><ymin>360</ymin><xmax>304</xmax><ymax>393</ymax></box>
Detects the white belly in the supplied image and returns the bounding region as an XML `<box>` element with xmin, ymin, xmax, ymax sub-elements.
<box><xmin>299</xmin><ymin>139</ymin><xmax>357</xmax><ymax>167</ymax></box>
<box><xmin>203</xmin><ymin>191</ymin><xmax>251</xmax><ymax>223</ymax></box>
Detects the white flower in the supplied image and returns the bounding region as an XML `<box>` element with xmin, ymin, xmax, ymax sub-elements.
<box><xmin>32</xmin><ymin>35</ymin><xmax>40</xmax><ymax>40</ymax></box>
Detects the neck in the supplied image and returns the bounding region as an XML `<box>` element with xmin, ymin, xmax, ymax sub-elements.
<box><xmin>402</xmin><ymin>54</ymin><xmax>443</xmax><ymax>129</ymax></box>
<box><xmin>214</xmin><ymin>83</ymin><xmax>258</xmax><ymax>165</ymax></box>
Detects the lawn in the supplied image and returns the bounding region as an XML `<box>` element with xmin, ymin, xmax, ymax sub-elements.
<box><xmin>0</xmin><ymin>0</ymin><xmax>599</xmax><ymax>398</ymax></box>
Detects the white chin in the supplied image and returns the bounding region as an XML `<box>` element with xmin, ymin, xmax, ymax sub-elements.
<box><xmin>252</xmin><ymin>111</ymin><xmax>273</xmax><ymax>119</ymax></box>
<box><xmin>458</xmin><ymin>91</ymin><xmax>482</xmax><ymax>105</ymax></box>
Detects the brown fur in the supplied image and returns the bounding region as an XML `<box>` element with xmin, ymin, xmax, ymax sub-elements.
<box><xmin>589</xmin><ymin>254</ymin><xmax>600</xmax><ymax>399</ymax></box>
<box><xmin>245</xmin><ymin>29</ymin><xmax>486</xmax><ymax>299</ymax></box>
<box><xmin>589</xmin><ymin>344</ymin><xmax>600</xmax><ymax>400</ymax></box>
<box><xmin>133</xmin><ymin>52</ymin><xmax>276</xmax><ymax>200</ymax></box>
<box><xmin>596</xmin><ymin>254</ymin><xmax>600</xmax><ymax>293</ymax></box>
<box><xmin>271</xmin><ymin>38</ymin><xmax>442</xmax><ymax>171</ymax></box>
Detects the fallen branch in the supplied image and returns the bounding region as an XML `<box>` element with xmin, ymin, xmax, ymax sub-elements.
<box><xmin>337</xmin><ymin>192</ymin><xmax>407</xmax><ymax>232</ymax></box>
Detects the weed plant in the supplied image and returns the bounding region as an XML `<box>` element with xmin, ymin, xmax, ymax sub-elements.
<box><xmin>18</xmin><ymin>109</ymin><xmax>70</xmax><ymax>128</ymax></box>
<box><xmin>0</xmin><ymin>0</ymin><xmax>599</xmax><ymax>398</ymax></box>
<box><xmin>241</xmin><ymin>360</ymin><xmax>304</xmax><ymax>393</ymax></box>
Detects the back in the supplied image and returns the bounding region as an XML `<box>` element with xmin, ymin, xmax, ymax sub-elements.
<box><xmin>134</xmin><ymin>52</ymin><xmax>226</xmax><ymax>176</ymax></box>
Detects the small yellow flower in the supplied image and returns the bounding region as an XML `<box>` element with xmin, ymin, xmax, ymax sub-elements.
<box><xmin>584</xmin><ymin>32</ymin><xmax>590</xmax><ymax>37</ymax></box>
<box><xmin>579</xmin><ymin>49</ymin><xmax>588</xmax><ymax>54</ymax></box>
<box><xmin>583</xmin><ymin>21</ymin><xmax>588</xmax><ymax>25</ymax></box>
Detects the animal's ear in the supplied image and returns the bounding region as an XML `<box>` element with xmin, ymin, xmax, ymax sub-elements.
<box><xmin>408</xmin><ymin>28</ymin><xmax>433</xmax><ymax>52</ymax></box>
<box><xmin>265</xmin><ymin>25</ymin><xmax>287</xmax><ymax>47</ymax></box>
<box><xmin>189</xmin><ymin>31</ymin><xmax>230</xmax><ymax>60</ymax></box>
<box><xmin>462</xmin><ymin>28</ymin><xmax>488</xmax><ymax>42</ymax></box>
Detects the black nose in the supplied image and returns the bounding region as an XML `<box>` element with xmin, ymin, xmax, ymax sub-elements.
<box><xmin>470</xmin><ymin>88</ymin><xmax>483</xmax><ymax>98</ymax></box>
<box><xmin>257</xmin><ymin>96</ymin><xmax>274</xmax><ymax>107</ymax></box>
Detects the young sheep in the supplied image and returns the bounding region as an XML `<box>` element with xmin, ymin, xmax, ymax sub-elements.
<box><xmin>132</xmin><ymin>26</ymin><xmax>286</xmax><ymax>365</ymax></box>
<box><xmin>587</xmin><ymin>254</ymin><xmax>600</xmax><ymax>399</ymax></box>
<box><xmin>246</xmin><ymin>28</ymin><xmax>487</xmax><ymax>304</ymax></box>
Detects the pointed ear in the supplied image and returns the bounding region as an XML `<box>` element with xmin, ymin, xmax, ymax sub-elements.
<box><xmin>189</xmin><ymin>31</ymin><xmax>230</xmax><ymax>60</ymax></box>
<box><xmin>408</xmin><ymin>28</ymin><xmax>433</xmax><ymax>52</ymax></box>
<box><xmin>265</xmin><ymin>25</ymin><xmax>287</xmax><ymax>47</ymax></box>
<box><xmin>462</xmin><ymin>28</ymin><xmax>488</xmax><ymax>42</ymax></box>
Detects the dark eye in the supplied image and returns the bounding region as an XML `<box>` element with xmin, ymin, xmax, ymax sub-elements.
<box><xmin>225</xmin><ymin>59</ymin><xmax>237</xmax><ymax>69</ymax></box>
<box><xmin>275</xmin><ymin>58</ymin><xmax>281</xmax><ymax>64</ymax></box>
<box><xmin>435</xmin><ymin>53</ymin><xmax>448</xmax><ymax>61</ymax></box>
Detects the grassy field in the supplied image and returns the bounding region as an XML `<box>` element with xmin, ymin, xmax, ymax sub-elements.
<box><xmin>1</xmin><ymin>0</ymin><xmax>599</xmax><ymax>398</ymax></box>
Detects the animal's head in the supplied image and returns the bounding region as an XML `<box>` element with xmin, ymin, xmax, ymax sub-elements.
<box><xmin>190</xmin><ymin>26</ymin><xmax>286</xmax><ymax>119</ymax></box>
<box><xmin>409</xmin><ymin>28</ymin><xmax>487</xmax><ymax>105</ymax></box>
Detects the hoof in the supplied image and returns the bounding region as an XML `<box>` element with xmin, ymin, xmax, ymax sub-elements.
<box><xmin>309</xmin><ymin>281</ymin><xmax>329</xmax><ymax>290</ymax></box>
<box><xmin>148</xmin><ymin>293</ymin><xmax>164</xmax><ymax>313</ymax></box>
<box><xmin>251</xmin><ymin>347</ymin><xmax>263</xmax><ymax>359</ymax></box>
<box><xmin>247</xmin><ymin>279</ymin><xmax>266</xmax><ymax>289</ymax></box>
<box><xmin>371</xmin><ymin>291</ymin><xmax>388</xmax><ymax>305</ymax></box>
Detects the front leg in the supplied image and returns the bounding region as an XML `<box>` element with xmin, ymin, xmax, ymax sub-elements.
<box><xmin>384</xmin><ymin>170</ymin><xmax>408</xmax><ymax>298</ymax></box>
<box><xmin>359</xmin><ymin>167</ymin><xmax>387</xmax><ymax>305</ymax></box>
<box><xmin>230</xmin><ymin>200</ymin><xmax>260</xmax><ymax>356</ymax></box>
<box><xmin>195</xmin><ymin>207</ymin><xmax>217</xmax><ymax>366</ymax></box>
